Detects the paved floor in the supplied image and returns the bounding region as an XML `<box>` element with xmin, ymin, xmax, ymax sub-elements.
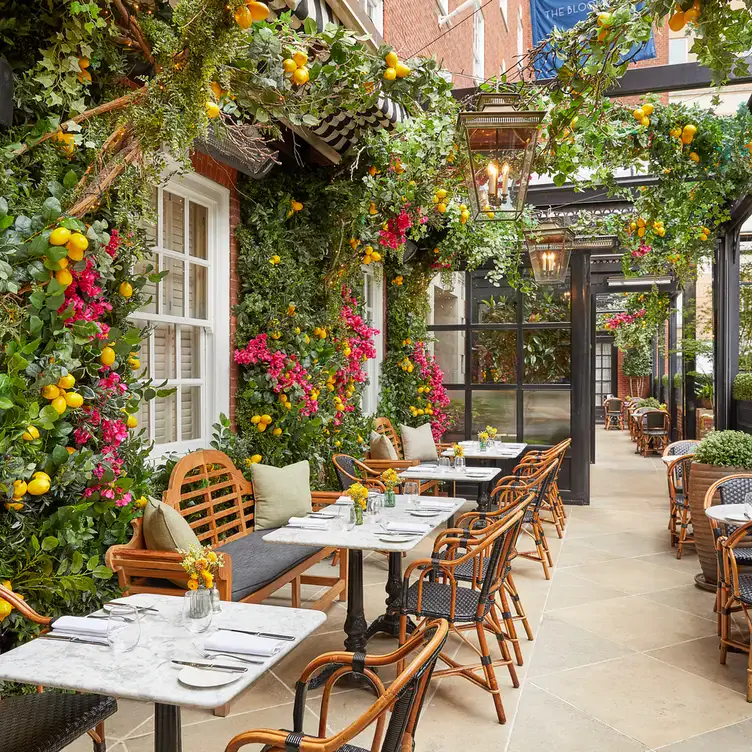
<box><xmin>65</xmin><ymin>429</ymin><xmax>752</xmax><ymax>751</ymax></box>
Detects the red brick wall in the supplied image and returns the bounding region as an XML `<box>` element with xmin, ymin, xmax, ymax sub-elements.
<box><xmin>190</xmin><ymin>151</ymin><xmax>241</xmax><ymax>425</ymax></box>
<box><xmin>617</xmin><ymin>350</ymin><xmax>650</xmax><ymax>399</ymax></box>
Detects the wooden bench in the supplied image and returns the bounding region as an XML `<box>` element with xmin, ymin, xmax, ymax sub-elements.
<box><xmin>105</xmin><ymin>450</ymin><xmax>347</xmax><ymax>612</ymax></box>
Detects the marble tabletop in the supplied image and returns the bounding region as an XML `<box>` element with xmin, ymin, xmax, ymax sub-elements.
<box><xmin>398</xmin><ymin>464</ymin><xmax>502</xmax><ymax>483</ymax></box>
<box><xmin>705</xmin><ymin>503</ymin><xmax>752</xmax><ymax>524</ymax></box>
<box><xmin>0</xmin><ymin>593</ymin><xmax>325</xmax><ymax>710</ymax></box>
<box><xmin>263</xmin><ymin>495</ymin><xmax>467</xmax><ymax>552</ymax></box>
<box><xmin>440</xmin><ymin>441</ymin><xmax>527</xmax><ymax>460</ymax></box>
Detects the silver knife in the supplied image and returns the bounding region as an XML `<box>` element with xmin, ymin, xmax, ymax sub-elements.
<box><xmin>171</xmin><ymin>660</ymin><xmax>247</xmax><ymax>673</ymax></box>
<box><xmin>40</xmin><ymin>634</ymin><xmax>108</xmax><ymax>646</ymax></box>
<box><xmin>218</xmin><ymin>627</ymin><xmax>295</xmax><ymax>641</ymax></box>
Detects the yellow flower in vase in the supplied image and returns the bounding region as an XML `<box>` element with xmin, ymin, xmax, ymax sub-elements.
<box><xmin>187</xmin><ymin>578</ymin><xmax>199</xmax><ymax>591</ymax></box>
<box><xmin>452</xmin><ymin>444</ymin><xmax>464</xmax><ymax>458</ymax></box>
<box><xmin>346</xmin><ymin>482</ymin><xmax>369</xmax><ymax>524</ymax></box>
<box><xmin>485</xmin><ymin>426</ymin><xmax>498</xmax><ymax>440</ymax></box>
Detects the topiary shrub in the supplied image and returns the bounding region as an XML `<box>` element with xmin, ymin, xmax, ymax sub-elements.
<box><xmin>636</xmin><ymin>397</ymin><xmax>661</xmax><ymax>409</ymax></box>
<box><xmin>694</xmin><ymin>430</ymin><xmax>752</xmax><ymax>468</ymax></box>
<box><xmin>733</xmin><ymin>373</ymin><xmax>752</xmax><ymax>402</ymax></box>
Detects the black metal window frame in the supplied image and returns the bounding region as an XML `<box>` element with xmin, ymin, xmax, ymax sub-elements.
<box><xmin>428</xmin><ymin>270</ymin><xmax>573</xmax><ymax>444</ymax></box>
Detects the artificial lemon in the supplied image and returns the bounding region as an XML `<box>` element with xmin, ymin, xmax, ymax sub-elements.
<box><xmin>42</xmin><ymin>384</ymin><xmax>60</xmax><ymax>400</ymax></box>
<box><xmin>283</xmin><ymin>58</ymin><xmax>298</xmax><ymax>73</ymax></box>
<box><xmin>234</xmin><ymin>5</ymin><xmax>253</xmax><ymax>28</ymax></box>
<box><xmin>57</xmin><ymin>257</ymin><xmax>69</xmax><ymax>269</ymax></box>
<box><xmin>126</xmin><ymin>415</ymin><xmax>138</xmax><ymax>429</ymax></box>
<box><xmin>128</xmin><ymin>357</ymin><xmax>140</xmax><ymax>370</ymax></box>
<box><xmin>291</xmin><ymin>200</ymin><xmax>303</xmax><ymax>212</ymax></box>
<box><xmin>272</xmin><ymin>427</ymin><xmax>282</xmax><ymax>436</ymax></box>
<box><xmin>78</xmin><ymin>57</ymin><xmax>90</xmax><ymax>69</ymax></box>
<box><xmin>642</xmin><ymin>103</ymin><xmax>654</xmax><ymax>116</ymax></box>
<box><xmin>682</xmin><ymin>124</ymin><xmax>697</xmax><ymax>143</ymax></box>
<box><xmin>395</xmin><ymin>62</ymin><xmax>411</xmax><ymax>78</ymax></box>
<box><xmin>66</xmin><ymin>447</ymin><xmax>75</xmax><ymax>454</ymax></box>
<box><xmin>684</xmin><ymin>6</ymin><xmax>699</xmax><ymax>22</ymax></box>
<box><xmin>13</xmin><ymin>480</ymin><xmax>27</xmax><ymax>498</ymax></box>
<box><xmin>261</xmin><ymin>414</ymin><xmax>272</xmax><ymax>424</ymax></box>
<box><xmin>210</xmin><ymin>81</ymin><xmax>224</xmax><ymax>99</ymax></box>
<box><xmin>292</xmin><ymin>67</ymin><xmax>310</xmax><ymax>85</ymax></box>
<box><xmin>371</xmin><ymin>251</ymin><xmax>382</xmax><ymax>262</ymax></box>
<box><xmin>100</xmin><ymin>346</ymin><xmax>116</xmax><ymax>366</ymax></box>
<box><xmin>436</xmin><ymin>202</ymin><xmax>447</xmax><ymax>213</ymax></box>
<box><xmin>33</xmin><ymin>471</ymin><xmax>50</xmax><ymax>482</ymax></box>
<box><xmin>435</xmin><ymin>188</ymin><xmax>448</xmax><ymax>199</ymax></box>
<box><xmin>49</xmin><ymin>227</ymin><xmax>71</xmax><ymax>246</ymax></box>
<box><xmin>51</xmin><ymin>396</ymin><xmax>67</xmax><ymax>414</ymax></box>
<box><xmin>460</xmin><ymin>210</ymin><xmax>470</xmax><ymax>224</ymax></box>
<box><xmin>58</xmin><ymin>374</ymin><xmax>75</xmax><ymax>389</ymax></box>
<box><xmin>205</xmin><ymin>101</ymin><xmax>220</xmax><ymax>119</ymax></box>
<box><xmin>55</xmin><ymin>269</ymin><xmax>73</xmax><ymax>288</ymax></box>
<box><xmin>597</xmin><ymin>11</ymin><xmax>612</xmax><ymax>26</ymax></box>
<box><xmin>27</xmin><ymin>477</ymin><xmax>51</xmax><ymax>496</ymax></box>
<box><xmin>385</xmin><ymin>51</ymin><xmax>399</xmax><ymax>68</ymax></box>
<box><xmin>383</xmin><ymin>67</ymin><xmax>397</xmax><ymax>81</ymax></box>
<box><xmin>250</xmin><ymin>454</ymin><xmax>262</xmax><ymax>464</ymax></box>
<box><xmin>22</xmin><ymin>426</ymin><xmax>40</xmax><ymax>441</ymax></box>
<box><xmin>292</xmin><ymin>50</ymin><xmax>308</xmax><ymax>67</ymax></box>
<box><xmin>0</xmin><ymin>600</ymin><xmax>12</xmax><ymax>620</ymax></box>
<box><xmin>248</xmin><ymin>1</ymin><xmax>270</xmax><ymax>21</ymax></box>
<box><xmin>689</xmin><ymin>151</ymin><xmax>700</xmax><ymax>162</ymax></box>
<box><xmin>67</xmin><ymin>245</ymin><xmax>84</xmax><ymax>262</ymax></box>
<box><xmin>668</xmin><ymin>11</ymin><xmax>685</xmax><ymax>31</ymax></box>
<box><xmin>64</xmin><ymin>392</ymin><xmax>83</xmax><ymax>408</ymax></box>
<box><xmin>257</xmin><ymin>422</ymin><xmax>267</xmax><ymax>432</ymax></box>
<box><xmin>641</xmin><ymin>117</ymin><xmax>650</xmax><ymax>127</ymax></box>
<box><xmin>251</xmin><ymin>415</ymin><xmax>261</xmax><ymax>424</ymax></box>
<box><xmin>632</xmin><ymin>108</ymin><xmax>644</xmax><ymax>121</ymax></box>
<box><xmin>119</xmin><ymin>281</ymin><xmax>133</xmax><ymax>298</ymax></box>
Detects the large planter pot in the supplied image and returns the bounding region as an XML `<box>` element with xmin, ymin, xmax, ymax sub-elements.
<box><xmin>689</xmin><ymin>462</ymin><xmax>750</xmax><ymax>589</ymax></box>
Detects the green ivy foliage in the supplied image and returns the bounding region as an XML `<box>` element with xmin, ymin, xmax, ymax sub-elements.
<box><xmin>733</xmin><ymin>373</ymin><xmax>752</xmax><ymax>402</ymax></box>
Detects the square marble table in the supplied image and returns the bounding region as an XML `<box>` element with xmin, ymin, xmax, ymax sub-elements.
<box><xmin>399</xmin><ymin>464</ymin><xmax>502</xmax><ymax>512</ymax></box>
<box><xmin>440</xmin><ymin>441</ymin><xmax>527</xmax><ymax>460</ymax></box>
<box><xmin>0</xmin><ymin>593</ymin><xmax>325</xmax><ymax>752</ymax></box>
<box><xmin>264</xmin><ymin>495</ymin><xmax>466</xmax><ymax>658</ymax></box>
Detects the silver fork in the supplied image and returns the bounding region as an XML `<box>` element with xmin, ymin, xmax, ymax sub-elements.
<box><xmin>191</xmin><ymin>643</ymin><xmax>264</xmax><ymax>665</ymax></box>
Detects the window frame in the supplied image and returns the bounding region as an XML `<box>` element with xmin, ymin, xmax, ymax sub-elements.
<box><xmin>473</xmin><ymin>8</ymin><xmax>485</xmax><ymax>82</ymax></box>
<box><xmin>362</xmin><ymin>0</ymin><xmax>384</xmax><ymax>34</ymax></box>
<box><xmin>131</xmin><ymin>171</ymin><xmax>231</xmax><ymax>459</ymax></box>
<box><xmin>361</xmin><ymin>266</ymin><xmax>384</xmax><ymax>415</ymax></box>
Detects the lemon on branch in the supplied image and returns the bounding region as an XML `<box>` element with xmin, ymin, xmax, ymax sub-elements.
<box><xmin>49</xmin><ymin>227</ymin><xmax>71</xmax><ymax>246</ymax></box>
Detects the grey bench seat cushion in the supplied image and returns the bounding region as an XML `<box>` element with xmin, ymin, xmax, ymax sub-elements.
<box><xmin>216</xmin><ymin>528</ymin><xmax>324</xmax><ymax>602</ymax></box>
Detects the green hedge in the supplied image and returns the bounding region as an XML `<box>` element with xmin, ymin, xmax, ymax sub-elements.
<box><xmin>694</xmin><ymin>430</ymin><xmax>752</xmax><ymax>468</ymax></box>
<box><xmin>733</xmin><ymin>373</ymin><xmax>752</xmax><ymax>401</ymax></box>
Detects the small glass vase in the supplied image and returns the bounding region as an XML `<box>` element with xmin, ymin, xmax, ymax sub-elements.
<box><xmin>188</xmin><ymin>587</ymin><xmax>212</xmax><ymax>619</ymax></box>
<box><xmin>211</xmin><ymin>586</ymin><xmax>222</xmax><ymax>613</ymax></box>
<box><xmin>454</xmin><ymin>456</ymin><xmax>465</xmax><ymax>470</ymax></box>
<box><xmin>383</xmin><ymin>488</ymin><xmax>397</xmax><ymax>508</ymax></box>
<box><xmin>479</xmin><ymin>438</ymin><xmax>488</xmax><ymax>451</ymax></box>
<box><xmin>353</xmin><ymin>504</ymin><xmax>364</xmax><ymax>525</ymax></box>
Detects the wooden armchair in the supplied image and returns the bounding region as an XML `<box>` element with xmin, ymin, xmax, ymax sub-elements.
<box><xmin>0</xmin><ymin>585</ymin><xmax>116</xmax><ymax>752</ymax></box>
<box><xmin>225</xmin><ymin>619</ymin><xmax>449</xmax><ymax>752</ymax></box>
<box><xmin>106</xmin><ymin>450</ymin><xmax>346</xmax><ymax>613</ymax></box>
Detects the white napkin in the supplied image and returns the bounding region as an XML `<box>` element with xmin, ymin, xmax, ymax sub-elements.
<box><xmin>287</xmin><ymin>517</ymin><xmax>329</xmax><ymax>529</ymax></box>
<box><xmin>334</xmin><ymin>496</ymin><xmax>353</xmax><ymax>506</ymax></box>
<box><xmin>205</xmin><ymin>630</ymin><xmax>282</xmax><ymax>657</ymax></box>
<box><xmin>417</xmin><ymin>499</ymin><xmax>456</xmax><ymax>510</ymax></box>
<box><xmin>465</xmin><ymin>470</ymin><xmax>490</xmax><ymax>477</ymax></box>
<box><xmin>384</xmin><ymin>521</ymin><xmax>431</xmax><ymax>535</ymax></box>
<box><xmin>52</xmin><ymin>615</ymin><xmax>110</xmax><ymax>640</ymax></box>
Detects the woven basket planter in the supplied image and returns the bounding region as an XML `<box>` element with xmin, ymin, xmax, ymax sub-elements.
<box><xmin>689</xmin><ymin>462</ymin><xmax>749</xmax><ymax>587</ymax></box>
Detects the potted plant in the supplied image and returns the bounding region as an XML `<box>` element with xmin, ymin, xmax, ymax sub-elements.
<box><xmin>733</xmin><ymin>373</ymin><xmax>752</xmax><ymax>434</ymax></box>
<box><xmin>690</xmin><ymin>430</ymin><xmax>752</xmax><ymax>587</ymax></box>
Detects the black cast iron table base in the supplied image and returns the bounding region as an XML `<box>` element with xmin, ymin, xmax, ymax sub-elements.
<box><xmin>155</xmin><ymin>703</ymin><xmax>181</xmax><ymax>752</ymax></box>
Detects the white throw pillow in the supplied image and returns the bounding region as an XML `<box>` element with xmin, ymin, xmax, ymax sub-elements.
<box><xmin>369</xmin><ymin>430</ymin><xmax>399</xmax><ymax>460</ymax></box>
<box><xmin>400</xmin><ymin>423</ymin><xmax>438</xmax><ymax>462</ymax></box>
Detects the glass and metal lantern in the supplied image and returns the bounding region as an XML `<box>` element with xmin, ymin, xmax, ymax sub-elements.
<box><xmin>525</xmin><ymin>220</ymin><xmax>575</xmax><ymax>285</ymax></box>
<box><xmin>457</xmin><ymin>93</ymin><xmax>545</xmax><ymax>222</ymax></box>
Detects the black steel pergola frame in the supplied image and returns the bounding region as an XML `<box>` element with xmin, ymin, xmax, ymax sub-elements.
<box><xmin>452</xmin><ymin>56</ymin><xmax>752</xmax><ymax>499</ymax></box>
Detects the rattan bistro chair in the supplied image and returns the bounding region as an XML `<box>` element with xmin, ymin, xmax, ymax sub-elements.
<box><xmin>332</xmin><ymin>454</ymin><xmax>386</xmax><ymax>492</ymax></box>
<box><xmin>704</xmin><ymin>474</ymin><xmax>752</xmax><ymax>640</ymax></box>
<box><xmin>718</xmin><ymin>524</ymin><xmax>752</xmax><ymax>701</ymax></box>
<box><xmin>629</xmin><ymin>406</ymin><xmax>649</xmax><ymax>442</ymax></box>
<box><xmin>665</xmin><ymin>455</ymin><xmax>695</xmax><ymax>558</ymax></box>
<box><xmin>225</xmin><ymin>619</ymin><xmax>449</xmax><ymax>752</ymax></box>
<box><xmin>398</xmin><ymin>503</ymin><xmax>528</xmax><ymax>725</ymax></box>
<box><xmin>604</xmin><ymin>398</ymin><xmax>624</xmax><ymax>430</ymax></box>
<box><xmin>0</xmin><ymin>585</ymin><xmax>116</xmax><ymax>752</ymax></box>
<box><xmin>638</xmin><ymin>409</ymin><xmax>670</xmax><ymax>457</ymax></box>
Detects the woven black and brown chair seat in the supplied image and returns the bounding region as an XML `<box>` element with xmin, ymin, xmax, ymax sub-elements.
<box><xmin>404</xmin><ymin>581</ymin><xmax>488</xmax><ymax>621</ymax></box>
<box><xmin>0</xmin><ymin>693</ymin><xmax>117</xmax><ymax>752</ymax></box>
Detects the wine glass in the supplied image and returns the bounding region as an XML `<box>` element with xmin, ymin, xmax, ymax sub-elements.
<box><xmin>403</xmin><ymin>481</ymin><xmax>419</xmax><ymax>507</ymax></box>
<box><xmin>340</xmin><ymin>504</ymin><xmax>356</xmax><ymax>531</ymax></box>
<box><xmin>107</xmin><ymin>604</ymin><xmax>141</xmax><ymax>652</ymax></box>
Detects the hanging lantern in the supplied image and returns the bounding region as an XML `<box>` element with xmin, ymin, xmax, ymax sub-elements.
<box><xmin>457</xmin><ymin>93</ymin><xmax>544</xmax><ymax>222</ymax></box>
<box><xmin>525</xmin><ymin>220</ymin><xmax>575</xmax><ymax>285</ymax></box>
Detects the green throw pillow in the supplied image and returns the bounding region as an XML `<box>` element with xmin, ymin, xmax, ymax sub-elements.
<box><xmin>143</xmin><ymin>497</ymin><xmax>201</xmax><ymax>552</ymax></box>
<box><xmin>400</xmin><ymin>423</ymin><xmax>438</xmax><ymax>462</ymax></box>
<box><xmin>370</xmin><ymin>430</ymin><xmax>399</xmax><ymax>461</ymax></box>
<box><xmin>251</xmin><ymin>460</ymin><xmax>313</xmax><ymax>530</ymax></box>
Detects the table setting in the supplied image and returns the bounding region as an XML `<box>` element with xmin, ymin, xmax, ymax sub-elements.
<box><xmin>263</xmin><ymin>492</ymin><xmax>466</xmax><ymax>668</ymax></box>
<box><xmin>0</xmin><ymin>593</ymin><xmax>325</xmax><ymax>752</ymax></box>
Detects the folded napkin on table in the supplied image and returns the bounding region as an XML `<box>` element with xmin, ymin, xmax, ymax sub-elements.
<box><xmin>52</xmin><ymin>615</ymin><xmax>110</xmax><ymax>640</ymax></box>
<box><xmin>417</xmin><ymin>499</ymin><xmax>456</xmax><ymax>510</ymax></box>
<box><xmin>286</xmin><ymin>516</ymin><xmax>329</xmax><ymax>530</ymax></box>
<box><xmin>205</xmin><ymin>631</ymin><xmax>282</xmax><ymax>657</ymax></box>
<box><xmin>334</xmin><ymin>496</ymin><xmax>353</xmax><ymax>506</ymax></box>
<box><xmin>384</xmin><ymin>521</ymin><xmax>431</xmax><ymax>535</ymax></box>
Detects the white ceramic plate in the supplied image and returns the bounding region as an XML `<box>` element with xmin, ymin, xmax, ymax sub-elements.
<box><xmin>310</xmin><ymin>512</ymin><xmax>339</xmax><ymax>519</ymax></box>
<box><xmin>410</xmin><ymin>510</ymin><xmax>440</xmax><ymax>518</ymax></box>
<box><xmin>178</xmin><ymin>666</ymin><xmax>243</xmax><ymax>688</ymax></box>
<box><xmin>378</xmin><ymin>534</ymin><xmax>416</xmax><ymax>543</ymax></box>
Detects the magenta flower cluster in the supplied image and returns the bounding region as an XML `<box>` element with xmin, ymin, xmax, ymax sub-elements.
<box><xmin>412</xmin><ymin>341</ymin><xmax>452</xmax><ymax>441</ymax></box>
